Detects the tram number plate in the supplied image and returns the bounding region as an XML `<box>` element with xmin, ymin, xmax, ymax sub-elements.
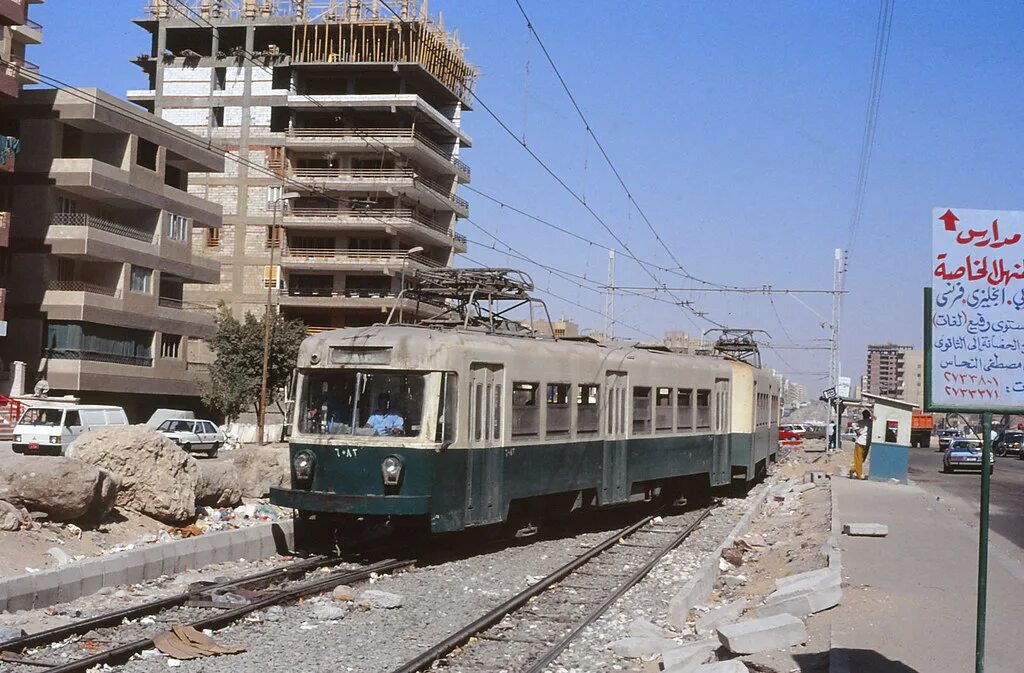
<box><xmin>334</xmin><ymin>448</ymin><xmax>360</xmax><ymax>458</ymax></box>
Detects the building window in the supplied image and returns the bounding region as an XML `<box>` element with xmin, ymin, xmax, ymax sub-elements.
<box><xmin>546</xmin><ymin>383</ymin><xmax>571</xmax><ymax>437</ymax></box>
<box><xmin>136</xmin><ymin>138</ymin><xmax>158</xmax><ymax>171</ymax></box>
<box><xmin>263</xmin><ymin>265</ymin><xmax>280</xmax><ymax>288</ymax></box>
<box><xmin>58</xmin><ymin>196</ymin><xmax>78</xmax><ymax>215</ymax></box>
<box><xmin>129</xmin><ymin>266</ymin><xmax>152</xmax><ymax>294</ymax></box>
<box><xmin>206</xmin><ymin>227</ymin><xmax>222</xmax><ymax>248</ymax></box>
<box><xmin>214</xmin><ymin>67</ymin><xmax>227</xmax><ymax>91</ymax></box>
<box><xmin>511</xmin><ymin>382</ymin><xmax>539</xmax><ymax>438</ymax></box>
<box><xmin>212</xmin><ymin>107</ymin><xmax>225</xmax><ymax>127</ymax></box>
<box><xmin>161</xmin><ymin>334</ymin><xmax>181</xmax><ymax>358</ymax></box>
<box><xmin>266</xmin><ymin>225</ymin><xmax>283</xmax><ymax>248</ymax></box>
<box><xmin>577</xmin><ymin>384</ymin><xmax>600</xmax><ymax>435</ymax></box>
<box><xmin>267</xmin><ymin>185</ymin><xmax>282</xmax><ymax>205</ymax></box>
<box><xmin>165</xmin><ymin>213</ymin><xmax>188</xmax><ymax>242</ymax></box>
<box><xmin>45</xmin><ymin>321</ymin><xmax>153</xmax><ymax>367</ymax></box>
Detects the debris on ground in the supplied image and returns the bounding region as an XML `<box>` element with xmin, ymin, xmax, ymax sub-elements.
<box><xmin>152</xmin><ymin>624</ymin><xmax>245</xmax><ymax>659</ymax></box>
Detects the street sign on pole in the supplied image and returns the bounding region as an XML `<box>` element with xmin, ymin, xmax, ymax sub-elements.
<box><xmin>925</xmin><ymin>207</ymin><xmax>1024</xmax><ymax>673</ymax></box>
<box><xmin>837</xmin><ymin>376</ymin><xmax>851</xmax><ymax>399</ymax></box>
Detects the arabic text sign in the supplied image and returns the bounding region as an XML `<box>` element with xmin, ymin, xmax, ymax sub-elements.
<box><xmin>931</xmin><ymin>208</ymin><xmax>1024</xmax><ymax>410</ymax></box>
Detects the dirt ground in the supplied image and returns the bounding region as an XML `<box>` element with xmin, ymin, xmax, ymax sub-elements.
<box><xmin>694</xmin><ymin>440</ymin><xmax>847</xmax><ymax>672</ymax></box>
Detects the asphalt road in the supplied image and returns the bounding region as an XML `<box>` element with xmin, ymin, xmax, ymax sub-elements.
<box><xmin>907</xmin><ymin>438</ymin><xmax>1024</xmax><ymax>564</ymax></box>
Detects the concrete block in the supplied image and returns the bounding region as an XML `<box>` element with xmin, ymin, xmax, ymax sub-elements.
<box><xmin>697</xmin><ymin>662</ymin><xmax>749</xmax><ymax>672</ymax></box>
<box><xmin>843</xmin><ymin>523</ymin><xmax>888</xmax><ymax>537</ymax></box>
<box><xmin>609</xmin><ymin>636</ymin><xmax>676</xmax><ymax>658</ymax></box>
<box><xmin>0</xmin><ymin>576</ymin><xmax>9</xmax><ymax>609</ymax></box>
<box><xmin>773</xmin><ymin>568</ymin><xmax>840</xmax><ymax>598</ymax></box>
<box><xmin>662</xmin><ymin>638</ymin><xmax>718</xmax><ymax>670</ymax></box>
<box><xmin>273</xmin><ymin>520</ymin><xmax>295</xmax><ymax>554</ymax></box>
<box><xmin>717</xmin><ymin>614</ymin><xmax>807</xmax><ymax>655</ymax></box>
<box><xmin>241</xmin><ymin>525</ymin><xmax>264</xmax><ymax>559</ymax></box>
<box><xmin>758</xmin><ymin>584</ymin><xmax>842</xmax><ymax>619</ymax></box>
<box><xmin>628</xmin><ymin>619</ymin><xmax>670</xmax><ymax>639</ymax></box>
<box><xmin>193</xmin><ymin>534</ymin><xmax>217</xmax><ymax>569</ymax></box>
<box><xmin>100</xmin><ymin>554</ymin><xmax>130</xmax><ymax>587</ymax></box>
<box><xmin>78</xmin><ymin>559</ymin><xmax>105</xmax><ymax>598</ymax></box>
<box><xmin>141</xmin><ymin>546</ymin><xmax>164</xmax><ymax>581</ymax></box>
<box><xmin>31</xmin><ymin>569</ymin><xmax>61</xmax><ymax>608</ymax></box>
<box><xmin>790</xmin><ymin>482</ymin><xmax>816</xmax><ymax>494</ymax></box>
<box><xmin>56</xmin><ymin>564</ymin><xmax>83</xmax><ymax>604</ymax></box>
<box><xmin>2</xmin><ymin>574</ymin><xmax>36</xmax><ymax>612</ymax></box>
<box><xmin>805</xmin><ymin>470</ymin><xmax>827</xmax><ymax>485</ymax></box>
<box><xmin>123</xmin><ymin>553</ymin><xmax>146</xmax><ymax>586</ymax></box>
<box><xmin>225</xmin><ymin>528</ymin><xmax>248</xmax><ymax>563</ymax></box>
<box><xmin>696</xmin><ymin>598</ymin><xmax>747</xmax><ymax>634</ymax></box>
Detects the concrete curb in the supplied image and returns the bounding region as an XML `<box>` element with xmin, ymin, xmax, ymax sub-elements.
<box><xmin>828</xmin><ymin>477</ymin><xmax>850</xmax><ymax>673</ymax></box>
<box><xmin>668</xmin><ymin>480</ymin><xmax>774</xmax><ymax>628</ymax></box>
<box><xmin>0</xmin><ymin>520</ymin><xmax>294</xmax><ymax>614</ymax></box>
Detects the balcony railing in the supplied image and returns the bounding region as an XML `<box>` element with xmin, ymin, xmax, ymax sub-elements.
<box><xmin>286</xmin><ymin>207</ymin><xmax>449</xmax><ymax>235</ymax></box>
<box><xmin>281</xmin><ymin>248</ymin><xmax>441</xmax><ymax>267</ymax></box>
<box><xmin>8</xmin><ymin>55</ymin><xmax>39</xmax><ymax>78</ymax></box>
<box><xmin>284</xmin><ymin>287</ymin><xmax>396</xmax><ymax>299</ymax></box>
<box><xmin>288</xmin><ymin>167</ymin><xmax>414</xmax><ymax>180</ymax></box>
<box><xmin>158</xmin><ymin>296</ymin><xmax>217</xmax><ymax>312</ymax></box>
<box><xmin>286</xmin><ymin>127</ymin><xmax>467</xmax><ymax>175</ymax></box>
<box><xmin>22</xmin><ymin>18</ymin><xmax>43</xmax><ymax>31</ymax></box>
<box><xmin>416</xmin><ymin>175</ymin><xmax>469</xmax><ymax>210</ymax></box>
<box><xmin>51</xmin><ymin>213</ymin><xmax>154</xmax><ymax>243</ymax></box>
<box><xmin>45</xmin><ymin>349</ymin><xmax>152</xmax><ymax>367</ymax></box>
<box><xmin>47</xmin><ymin>280</ymin><xmax>118</xmax><ymax>297</ymax></box>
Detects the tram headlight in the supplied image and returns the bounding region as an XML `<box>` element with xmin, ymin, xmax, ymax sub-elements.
<box><xmin>293</xmin><ymin>450</ymin><xmax>316</xmax><ymax>481</ymax></box>
<box><xmin>381</xmin><ymin>455</ymin><xmax>403</xmax><ymax>486</ymax></box>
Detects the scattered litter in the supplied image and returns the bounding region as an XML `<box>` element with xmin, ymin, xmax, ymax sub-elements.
<box><xmin>153</xmin><ymin>624</ymin><xmax>245</xmax><ymax>660</ymax></box>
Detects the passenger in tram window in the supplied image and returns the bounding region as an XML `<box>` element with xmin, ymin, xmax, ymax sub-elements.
<box><xmin>366</xmin><ymin>393</ymin><xmax>405</xmax><ymax>436</ymax></box>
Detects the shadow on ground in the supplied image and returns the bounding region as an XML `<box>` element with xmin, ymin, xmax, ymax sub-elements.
<box><xmin>794</xmin><ymin>649</ymin><xmax>921</xmax><ymax>672</ymax></box>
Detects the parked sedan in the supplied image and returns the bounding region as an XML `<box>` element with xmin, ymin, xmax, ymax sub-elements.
<box><xmin>937</xmin><ymin>428</ymin><xmax>959</xmax><ymax>452</ymax></box>
<box><xmin>995</xmin><ymin>430</ymin><xmax>1024</xmax><ymax>457</ymax></box>
<box><xmin>157</xmin><ymin>419</ymin><xmax>226</xmax><ymax>457</ymax></box>
<box><xmin>943</xmin><ymin>438</ymin><xmax>994</xmax><ymax>474</ymax></box>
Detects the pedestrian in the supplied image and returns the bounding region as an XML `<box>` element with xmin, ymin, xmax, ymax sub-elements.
<box><xmin>827</xmin><ymin>420</ymin><xmax>837</xmax><ymax>451</ymax></box>
<box><xmin>851</xmin><ymin>409</ymin><xmax>873</xmax><ymax>480</ymax></box>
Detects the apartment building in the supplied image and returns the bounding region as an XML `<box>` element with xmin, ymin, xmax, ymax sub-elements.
<box><xmin>863</xmin><ymin>343</ymin><xmax>923</xmax><ymax>405</ymax></box>
<box><xmin>133</xmin><ymin>0</ymin><xmax>474</xmax><ymax>341</ymax></box>
<box><xmin>0</xmin><ymin>0</ymin><xmax>42</xmax><ymax>351</ymax></box>
<box><xmin>0</xmin><ymin>88</ymin><xmax>224</xmax><ymax>418</ymax></box>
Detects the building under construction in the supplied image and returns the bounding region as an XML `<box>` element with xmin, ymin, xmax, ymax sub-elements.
<box><xmin>132</xmin><ymin>0</ymin><xmax>475</xmax><ymax>350</ymax></box>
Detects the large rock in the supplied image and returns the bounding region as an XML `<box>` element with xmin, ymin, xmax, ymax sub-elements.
<box><xmin>68</xmin><ymin>425</ymin><xmax>198</xmax><ymax>524</ymax></box>
<box><xmin>0</xmin><ymin>499</ymin><xmax>29</xmax><ymax>531</ymax></box>
<box><xmin>230</xmin><ymin>446</ymin><xmax>290</xmax><ymax>498</ymax></box>
<box><xmin>196</xmin><ymin>460</ymin><xmax>244</xmax><ymax>508</ymax></box>
<box><xmin>0</xmin><ymin>456</ymin><xmax>119</xmax><ymax>522</ymax></box>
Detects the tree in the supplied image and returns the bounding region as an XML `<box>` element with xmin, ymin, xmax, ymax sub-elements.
<box><xmin>203</xmin><ymin>308</ymin><xmax>306</xmax><ymax>422</ymax></box>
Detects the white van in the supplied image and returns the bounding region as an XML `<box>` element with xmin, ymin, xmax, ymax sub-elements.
<box><xmin>12</xmin><ymin>405</ymin><xmax>129</xmax><ymax>456</ymax></box>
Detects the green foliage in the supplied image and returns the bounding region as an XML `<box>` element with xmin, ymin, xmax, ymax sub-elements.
<box><xmin>202</xmin><ymin>308</ymin><xmax>306</xmax><ymax>421</ymax></box>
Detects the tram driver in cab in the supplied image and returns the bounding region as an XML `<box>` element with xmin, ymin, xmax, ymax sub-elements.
<box><xmin>366</xmin><ymin>393</ymin><xmax>405</xmax><ymax>436</ymax></box>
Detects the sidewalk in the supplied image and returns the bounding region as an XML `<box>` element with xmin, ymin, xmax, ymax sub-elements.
<box><xmin>830</xmin><ymin>475</ymin><xmax>1024</xmax><ymax>673</ymax></box>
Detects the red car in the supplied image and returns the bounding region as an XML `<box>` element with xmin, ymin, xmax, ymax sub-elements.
<box><xmin>779</xmin><ymin>428</ymin><xmax>802</xmax><ymax>442</ymax></box>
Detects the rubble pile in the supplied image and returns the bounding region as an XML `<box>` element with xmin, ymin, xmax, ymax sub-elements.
<box><xmin>69</xmin><ymin>425</ymin><xmax>200</xmax><ymax>525</ymax></box>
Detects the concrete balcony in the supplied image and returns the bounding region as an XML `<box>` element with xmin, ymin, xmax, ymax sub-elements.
<box><xmin>41</xmin><ymin>355</ymin><xmax>200</xmax><ymax>397</ymax></box>
<box><xmin>283</xmin><ymin>207</ymin><xmax>462</xmax><ymax>249</ymax></box>
<box><xmin>0</xmin><ymin>211</ymin><xmax>9</xmax><ymax>247</ymax></box>
<box><xmin>6</xmin><ymin>55</ymin><xmax>39</xmax><ymax>85</ymax></box>
<box><xmin>45</xmin><ymin>213</ymin><xmax>219</xmax><ymax>284</ymax></box>
<box><xmin>0</xmin><ymin>0</ymin><xmax>27</xmax><ymax>25</ymax></box>
<box><xmin>279</xmin><ymin>247</ymin><xmax>443</xmax><ymax>273</ymax></box>
<box><xmin>126</xmin><ymin>89</ymin><xmax>156</xmax><ymax>104</ymax></box>
<box><xmin>285</xmin><ymin>128</ymin><xmax>470</xmax><ymax>182</ymax></box>
<box><xmin>285</xmin><ymin>94</ymin><xmax>472</xmax><ymax>147</ymax></box>
<box><xmin>10</xmin><ymin>17</ymin><xmax>42</xmax><ymax>44</ymax></box>
<box><xmin>286</xmin><ymin>167</ymin><xmax>468</xmax><ymax>217</ymax></box>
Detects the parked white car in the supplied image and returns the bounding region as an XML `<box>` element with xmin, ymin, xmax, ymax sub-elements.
<box><xmin>157</xmin><ymin>419</ymin><xmax>225</xmax><ymax>457</ymax></box>
<box><xmin>13</xmin><ymin>405</ymin><xmax>129</xmax><ymax>456</ymax></box>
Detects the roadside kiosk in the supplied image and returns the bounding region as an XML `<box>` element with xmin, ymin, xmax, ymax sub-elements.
<box><xmin>862</xmin><ymin>392</ymin><xmax>915</xmax><ymax>484</ymax></box>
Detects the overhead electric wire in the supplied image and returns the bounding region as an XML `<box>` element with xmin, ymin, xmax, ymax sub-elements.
<box><xmin>511</xmin><ymin>0</ymin><xmax>733</xmax><ymax>291</ymax></box>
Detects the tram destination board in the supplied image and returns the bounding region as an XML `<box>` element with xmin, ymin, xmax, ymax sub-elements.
<box><xmin>926</xmin><ymin>207</ymin><xmax>1024</xmax><ymax>413</ymax></box>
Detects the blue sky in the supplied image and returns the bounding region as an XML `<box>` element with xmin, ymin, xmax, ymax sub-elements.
<box><xmin>26</xmin><ymin>1</ymin><xmax>1024</xmax><ymax>393</ymax></box>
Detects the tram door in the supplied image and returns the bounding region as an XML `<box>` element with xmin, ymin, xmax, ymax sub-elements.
<box><xmin>713</xmin><ymin>378</ymin><xmax>731</xmax><ymax>485</ymax></box>
<box><xmin>601</xmin><ymin>371</ymin><xmax>629</xmax><ymax>504</ymax></box>
<box><xmin>466</xmin><ymin>363</ymin><xmax>504</xmax><ymax>526</ymax></box>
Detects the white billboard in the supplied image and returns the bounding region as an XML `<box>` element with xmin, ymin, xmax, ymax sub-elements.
<box><xmin>930</xmin><ymin>207</ymin><xmax>1024</xmax><ymax>411</ymax></box>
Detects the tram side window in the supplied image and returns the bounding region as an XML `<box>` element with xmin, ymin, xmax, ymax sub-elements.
<box><xmin>577</xmin><ymin>384</ymin><xmax>600</xmax><ymax>435</ymax></box>
<box><xmin>655</xmin><ymin>387</ymin><xmax>673</xmax><ymax>433</ymax></box>
<box><xmin>435</xmin><ymin>372</ymin><xmax>458</xmax><ymax>444</ymax></box>
<box><xmin>512</xmin><ymin>382</ymin><xmax>540</xmax><ymax>438</ymax></box>
<box><xmin>546</xmin><ymin>383</ymin><xmax>571</xmax><ymax>436</ymax></box>
<box><xmin>633</xmin><ymin>387</ymin><xmax>652</xmax><ymax>435</ymax></box>
<box><xmin>300</xmin><ymin>371</ymin><xmax>426</xmax><ymax>437</ymax></box>
<box><xmin>677</xmin><ymin>389</ymin><xmax>694</xmax><ymax>431</ymax></box>
<box><xmin>696</xmin><ymin>389</ymin><xmax>712</xmax><ymax>430</ymax></box>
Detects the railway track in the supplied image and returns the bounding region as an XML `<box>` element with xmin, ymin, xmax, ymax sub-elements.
<box><xmin>388</xmin><ymin>504</ymin><xmax>716</xmax><ymax>673</ymax></box>
<box><xmin>0</xmin><ymin>555</ymin><xmax>412</xmax><ymax>673</ymax></box>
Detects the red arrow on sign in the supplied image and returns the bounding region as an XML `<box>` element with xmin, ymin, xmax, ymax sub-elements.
<box><xmin>939</xmin><ymin>209</ymin><xmax>959</xmax><ymax>231</ymax></box>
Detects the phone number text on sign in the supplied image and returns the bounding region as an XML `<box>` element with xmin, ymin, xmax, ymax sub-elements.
<box><xmin>932</xmin><ymin>208</ymin><xmax>1024</xmax><ymax>409</ymax></box>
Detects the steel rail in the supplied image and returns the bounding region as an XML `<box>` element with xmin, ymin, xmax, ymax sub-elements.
<box><xmin>387</xmin><ymin>513</ymin><xmax>663</xmax><ymax>673</ymax></box>
<box><xmin>524</xmin><ymin>506</ymin><xmax>715</xmax><ymax>673</ymax></box>
<box><xmin>0</xmin><ymin>554</ymin><xmax>340</xmax><ymax>654</ymax></box>
<box><xmin>37</xmin><ymin>558</ymin><xmax>412</xmax><ymax>673</ymax></box>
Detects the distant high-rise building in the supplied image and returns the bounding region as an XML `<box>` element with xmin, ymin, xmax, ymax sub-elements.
<box><xmin>135</xmin><ymin>0</ymin><xmax>475</xmax><ymax>356</ymax></box>
<box><xmin>863</xmin><ymin>343</ymin><xmax>923</xmax><ymax>405</ymax></box>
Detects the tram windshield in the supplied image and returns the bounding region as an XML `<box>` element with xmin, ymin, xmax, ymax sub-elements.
<box><xmin>299</xmin><ymin>370</ymin><xmax>426</xmax><ymax>438</ymax></box>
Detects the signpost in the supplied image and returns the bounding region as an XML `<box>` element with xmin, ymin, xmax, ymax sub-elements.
<box><xmin>926</xmin><ymin>207</ymin><xmax>1024</xmax><ymax>673</ymax></box>
<box><xmin>837</xmin><ymin>376</ymin><xmax>851</xmax><ymax>399</ymax></box>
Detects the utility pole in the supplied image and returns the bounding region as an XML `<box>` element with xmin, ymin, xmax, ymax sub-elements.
<box><xmin>828</xmin><ymin>248</ymin><xmax>846</xmax><ymax>448</ymax></box>
<box><xmin>605</xmin><ymin>249</ymin><xmax>615</xmax><ymax>339</ymax></box>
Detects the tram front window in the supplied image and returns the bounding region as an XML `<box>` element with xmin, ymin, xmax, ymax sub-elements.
<box><xmin>300</xmin><ymin>371</ymin><xmax>426</xmax><ymax>438</ymax></box>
